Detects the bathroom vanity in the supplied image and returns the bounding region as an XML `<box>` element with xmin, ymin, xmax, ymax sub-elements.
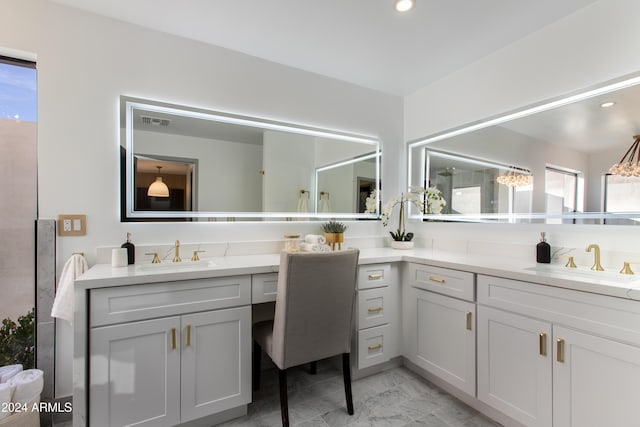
<box><xmin>73</xmin><ymin>248</ymin><xmax>640</xmax><ymax>427</ymax></box>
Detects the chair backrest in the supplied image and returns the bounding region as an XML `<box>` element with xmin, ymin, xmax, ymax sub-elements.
<box><xmin>270</xmin><ymin>249</ymin><xmax>360</xmax><ymax>370</ymax></box>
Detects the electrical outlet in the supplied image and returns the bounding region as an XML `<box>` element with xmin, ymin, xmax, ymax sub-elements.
<box><xmin>58</xmin><ymin>214</ymin><xmax>87</xmax><ymax>236</ymax></box>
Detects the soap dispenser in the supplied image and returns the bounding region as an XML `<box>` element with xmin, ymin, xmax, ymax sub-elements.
<box><xmin>536</xmin><ymin>232</ymin><xmax>551</xmax><ymax>264</ymax></box>
<box><xmin>121</xmin><ymin>232</ymin><xmax>135</xmax><ymax>265</ymax></box>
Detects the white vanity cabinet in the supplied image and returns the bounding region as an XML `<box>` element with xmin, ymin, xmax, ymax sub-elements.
<box><xmin>404</xmin><ymin>263</ymin><xmax>476</xmax><ymax>396</ymax></box>
<box><xmin>477</xmin><ymin>274</ymin><xmax>640</xmax><ymax>427</ymax></box>
<box><xmin>355</xmin><ymin>263</ymin><xmax>400</xmax><ymax>369</ymax></box>
<box><xmin>88</xmin><ymin>276</ymin><xmax>252</xmax><ymax>427</ymax></box>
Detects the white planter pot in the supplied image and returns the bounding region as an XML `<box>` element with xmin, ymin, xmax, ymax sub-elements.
<box><xmin>391</xmin><ymin>241</ymin><xmax>414</xmax><ymax>250</ymax></box>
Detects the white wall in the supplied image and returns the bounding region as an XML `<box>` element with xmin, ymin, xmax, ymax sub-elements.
<box><xmin>404</xmin><ymin>0</ymin><xmax>640</xmax><ymax>252</ymax></box>
<box><xmin>1</xmin><ymin>0</ymin><xmax>401</xmax><ymax>397</ymax></box>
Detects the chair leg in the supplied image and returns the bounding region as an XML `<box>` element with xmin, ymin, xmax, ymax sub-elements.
<box><xmin>278</xmin><ymin>368</ymin><xmax>290</xmax><ymax>427</ymax></box>
<box><xmin>252</xmin><ymin>341</ymin><xmax>262</xmax><ymax>391</ymax></box>
<box><xmin>342</xmin><ymin>353</ymin><xmax>354</xmax><ymax>415</ymax></box>
<box><xmin>309</xmin><ymin>360</ymin><xmax>317</xmax><ymax>375</ymax></box>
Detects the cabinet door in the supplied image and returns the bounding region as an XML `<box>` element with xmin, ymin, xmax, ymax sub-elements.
<box><xmin>180</xmin><ymin>306</ymin><xmax>252</xmax><ymax>422</ymax></box>
<box><xmin>553</xmin><ymin>326</ymin><xmax>640</xmax><ymax>427</ymax></box>
<box><xmin>413</xmin><ymin>288</ymin><xmax>476</xmax><ymax>396</ymax></box>
<box><xmin>477</xmin><ymin>306</ymin><xmax>552</xmax><ymax>427</ymax></box>
<box><xmin>90</xmin><ymin>316</ymin><xmax>181</xmax><ymax>427</ymax></box>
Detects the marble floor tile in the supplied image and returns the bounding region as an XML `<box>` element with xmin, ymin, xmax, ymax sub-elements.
<box><xmin>219</xmin><ymin>360</ymin><xmax>503</xmax><ymax>427</ymax></box>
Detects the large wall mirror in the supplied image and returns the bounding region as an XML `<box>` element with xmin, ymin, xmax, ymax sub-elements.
<box><xmin>121</xmin><ymin>97</ymin><xmax>381</xmax><ymax>221</ymax></box>
<box><xmin>408</xmin><ymin>74</ymin><xmax>640</xmax><ymax>224</ymax></box>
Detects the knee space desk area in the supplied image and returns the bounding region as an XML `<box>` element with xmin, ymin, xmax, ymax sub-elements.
<box><xmin>73</xmin><ymin>248</ymin><xmax>640</xmax><ymax>427</ymax></box>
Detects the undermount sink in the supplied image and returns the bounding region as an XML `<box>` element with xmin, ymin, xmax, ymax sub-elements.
<box><xmin>136</xmin><ymin>260</ymin><xmax>216</xmax><ymax>272</ymax></box>
<box><xmin>524</xmin><ymin>264</ymin><xmax>639</xmax><ymax>283</ymax></box>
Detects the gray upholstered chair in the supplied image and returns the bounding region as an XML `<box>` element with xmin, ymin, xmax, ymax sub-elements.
<box><xmin>252</xmin><ymin>249</ymin><xmax>360</xmax><ymax>426</ymax></box>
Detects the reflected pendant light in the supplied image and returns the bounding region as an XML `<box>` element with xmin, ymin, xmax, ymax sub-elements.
<box><xmin>609</xmin><ymin>135</ymin><xmax>640</xmax><ymax>177</ymax></box>
<box><xmin>147</xmin><ymin>166</ymin><xmax>170</xmax><ymax>197</ymax></box>
<box><xmin>496</xmin><ymin>166</ymin><xmax>532</xmax><ymax>187</ymax></box>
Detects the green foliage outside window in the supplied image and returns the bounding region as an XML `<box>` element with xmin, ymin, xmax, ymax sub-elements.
<box><xmin>0</xmin><ymin>308</ymin><xmax>35</xmax><ymax>368</ymax></box>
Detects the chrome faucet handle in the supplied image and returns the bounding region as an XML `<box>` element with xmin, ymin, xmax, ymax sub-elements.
<box><xmin>145</xmin><ymin>252</ymin><xmax>161</xmax><ymax>264</ymax></box>
<box><xmin>620</xmin><ymin>262</ymin><xmax>640</xmax><ymax>275</ymax></box>
<box><xmin>173</xmin><ymin>240</ymin><xmax>182</xmax><ymax>262</ymax></box>
<box><xmin>191</xmin><ymin>250</ymin><xmax>205</xmax><ymax>262</ymax></box>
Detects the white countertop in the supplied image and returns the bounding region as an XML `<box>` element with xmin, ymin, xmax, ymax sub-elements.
<box><xmin>76</xmin><ymin>247</ymin><xmax>640</xmax><ymax>301</ymax></box>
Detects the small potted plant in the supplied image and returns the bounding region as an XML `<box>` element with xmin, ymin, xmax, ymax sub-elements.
<box><xmin>321</xmin><ymin>220</ymin><xmax>347</xmax><ymax>250</ymax></box>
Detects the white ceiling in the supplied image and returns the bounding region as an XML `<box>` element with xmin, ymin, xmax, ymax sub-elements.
<box><xmin>50</xmin><ymin>0</ymin><xmax>599</xmax><ymax>96</ymax></box>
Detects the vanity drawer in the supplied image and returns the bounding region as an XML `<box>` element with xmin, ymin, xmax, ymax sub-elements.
<box><xmin>358</xmin><ymin>263</ymin><xmax>391</xmax><ymax>289</ymax></box>
<box><xmin>358</xmin><ymin>286</ymin><xmax>391</xmax><ymax>329</ymax></box>
<box><xmin>252</xmin><ymin>273</ymin><xmax>278</xmax><ymax>304</ymax></box>
<box><xmin>409</xmin><ymin>263</ymin><xmax>475</xmax><ymax>302</ymax></box>
<box><xmin>358</xmin><ymin>324</ymin><xmax>391</xmax><ymax>369</ymax></box>
<box><xmin>477</xmin><ymin>274</ymin><xmax>640</xmax><ymax>346</ymax></box>
<box><xmin>91</xmin><ymin>276</ymin><xmax>251</xmax><ymax>327</ymax></box>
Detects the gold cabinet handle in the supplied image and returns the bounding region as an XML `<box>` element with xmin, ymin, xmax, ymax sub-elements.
<box><xmin>429</xmin><ymin>276</ymin><xmax>445</xmax><ymax>284</ymax></box>
<box><xmin>186</xmin><ymin>324</ymin><xmax>192</xmax><ymax>347</ymax></box>
<box><xmin>539</xmin><ymin>332</ymin><xmax>547</xmax><ymax>356</ymax></box>
<box><xmin>368</xmin><ymin>306</ymin><xmax>383</xmax><ymax>314</ymax></box>
<box><xmin>466</xmin><ymin>311</ymin><xmax>472</xmax><ymax>330</ymax></box>
<box><xmin>367</xmin><ymin>343</ymin><xmax>383</xmax><ymax>351</ymax></box>
<box><xmin>171</xmin><ymin>327</ymin><xmax>177</xmax><ymax>350</ymax></box>
<box><xmin>556</xmin><ymin>338</ymin><xmax>565</xmax><ymax>363</ymax></box>
<box><xmin>368</xmin><ymin>273</ymin><xmax>383</xmax><ymax>280</ymax></box>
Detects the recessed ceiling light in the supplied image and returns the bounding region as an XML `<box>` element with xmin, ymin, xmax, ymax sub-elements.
<box><xmin>600</xmin><ymin>101</ymin><xmax>616</xmax><ymax>108</ymax></box>
<box><xmin>395</xmin><ymin>0</ymin><xmax>415</xmax><ymax>12</ymax></box>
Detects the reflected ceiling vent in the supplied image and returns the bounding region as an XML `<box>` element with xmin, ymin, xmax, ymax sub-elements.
<box><xmin>141</xmin><ymin>116</ymin><xmax>171</xmax><ymax>127</ymax></box>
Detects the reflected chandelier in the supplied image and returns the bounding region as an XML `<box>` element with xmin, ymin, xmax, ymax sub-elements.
<box><xmin>497</xmin><ymin>167</ymin><xmax>531</xmax><ymax>187</ymax></box>
<box><xmin>609</xmin><ymin>135</ymin><xmax>640</xmax><ymax>177</ymax></box>
<box><xmin>147</xmin><ymin>166</ymin><xmax>170</xmax><ymax>197</ymax></box>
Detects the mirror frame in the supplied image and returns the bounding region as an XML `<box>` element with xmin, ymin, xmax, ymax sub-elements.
<box><xmin>407</xmin><ymin>73</ymin><xmax>640</xmax><ymax>224</ymax></box>
<box><xmin>121</xmin><ymin>96</ymin><xmax>381</xmax><ymax>221</ymax></box>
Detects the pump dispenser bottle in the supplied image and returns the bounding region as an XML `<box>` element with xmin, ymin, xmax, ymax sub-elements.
<box><xmin>121</xmin><ymin>232</ymin><xmax>135</xmax><ymax>265</ymax></box>
<box><xmin>536</xmin><ymin>232</ymin><xmax>551</xmax><ymax>263</ymax></box>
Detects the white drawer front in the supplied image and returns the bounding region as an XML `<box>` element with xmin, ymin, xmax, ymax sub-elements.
<box><xmin>409</xmin><ymin>263</ymin><xmax>474</xmax><ymax>301</ymax></box>
<box><xmin>358</xmin><ymin>263</ymin><xmax>391</xmax><ymax>289</ymax></box>
<box><xmin>358</xmin><ymin>324</ymin><xmax>391</xmax><ymax>369</ymax></box>
<box><xmin>358</xmin><ymin>286</ymin><xmax>391</xmax><ymax>329</ymax></box>
<box><xmin>252</xmin><ymin>273</ymin><xmax>278</xmax><ymax>304</ymax></box>
<box><xmin>91</xmin><ymin>276</ymin><xmax>251</xmax><ymax>327</ymax></box>
<box><xmin>477</xmin><ymin>274</ymin><xmax>640</xmax><ymax>346</ymax></box>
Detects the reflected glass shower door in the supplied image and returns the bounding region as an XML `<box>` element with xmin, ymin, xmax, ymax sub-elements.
<box><xmin>0</xmin><ymin>57</ymin><xmax>37</xmax><ymax>367</ymax></box>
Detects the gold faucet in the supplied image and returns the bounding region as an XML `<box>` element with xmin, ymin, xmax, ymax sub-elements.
<box><xmin>585</xmin><ymin>244</ymin><xmax>604</xmax><ymax>271</ymax></box>
<box><xmin>173</xmin><ymin>240</ymin><xmax>182</xmax><ymax>262</ymax></box>
<box><xmin>191</xmin><ymin>250</ymin><xmax>205</xmax><ymax>261</ymax></box>
<box><xmin>145</xmin><ymin>252</ymin><xmax>161</xmax><ymax>264</ymax></box>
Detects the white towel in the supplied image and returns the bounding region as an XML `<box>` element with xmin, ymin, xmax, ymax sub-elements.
<box><xmin>0</xmin><ymin>364</ymin><xmax>22</xmax><ymax>383</ymax></box>
<box><xmin>298</xmin><ymin>242</ymin><xmax>332</xmax><ymax>252</ymax></box>
<box><xmin>51</xmin><ymin>254</ymin><xmax>88</xmax><ymax>325</ymax></box>
<box><xmin>304</xmin><ymin>234</ymin><xmax>326</xmax><ymax>245</ymax></box>
<box><xmin>7</xmin><ymin>369</ymin><xmax>43</xmax><ymax>406</ymax></box>
<box><xmin>0</xmin><ymin>383</ymin><xmax>15</xmax><ymax>420</ymax></box>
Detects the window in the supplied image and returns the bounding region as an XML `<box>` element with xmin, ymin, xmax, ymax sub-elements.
<box><xmin>604</xmin><ymin>174</ymin><xmax>640</xmax><ymax>212</ymax></box>
<box><xmin>545</xmin><ymin>167</ymin><xmax>577</xmax><ymax>222</ymax></box>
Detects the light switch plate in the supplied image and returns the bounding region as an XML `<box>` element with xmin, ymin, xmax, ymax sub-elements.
<box><xmin>58</xmin><ymin>214</ymin><xmax>86</xmax><ymax>236</ymax></box>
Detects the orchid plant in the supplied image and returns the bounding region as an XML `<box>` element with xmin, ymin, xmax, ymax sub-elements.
<box><xmin>365</xmin><ymin>186</ymin><xmax>446</xmax><ymax>241</ymax></box>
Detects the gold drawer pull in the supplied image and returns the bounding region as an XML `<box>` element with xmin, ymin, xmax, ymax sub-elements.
<box><xmin>368</xmin><ymin>307</ymin><xmax>383</xmax><ymax>314</ymax></box>
<box><xmin>556</xmin><ymin>338</ymin><xmax>565</xmax><ymax>363</ymax></box>
<box><xmin>429</xmin><ymin>276</ymin><xmax>445</xmax><ymax>284</ymax></box>
<box><xmin>539</xmin><ymin>333</ymin><xmax>547</xmax><ymax>356</ymax></box>
<box><xmin>171</xmin><ymin>327</ymin><xmax>177</xmax><ymax>350</ymax></box>
<box><xmin>186</xmin><ymin>324</ymin><xmax>192</xmax><ymax>347</ymax></box>
<box><xmin>367</xmin><ymin>343</ymin><xmax>383</xmax><ymax>351</ymax></box>
<box><xmin>466</xmin><ymin>312</ymin><xmax>472</xmax><ymax>330</ymax></box>
<box><xmin>368</xmin><ymin>273</ymin><xmax>383</xmax><ymax>280</ymax></box>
